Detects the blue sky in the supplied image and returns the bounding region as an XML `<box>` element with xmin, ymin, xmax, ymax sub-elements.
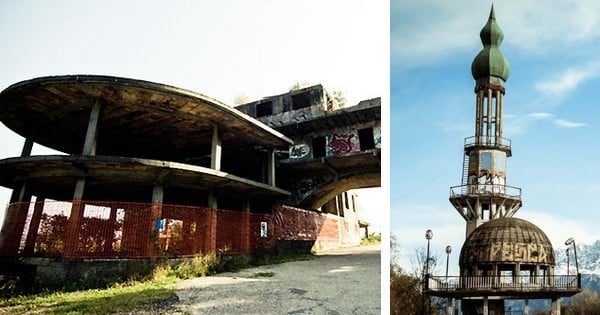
<box><xmin>0</xmin><ymin>1</ymin><xmax>388</xmax><ymax>233</ymax></box>
<box><xmin>392</xmin><ymin>0</ymin><xmax>600</xmax><ymax>274</ymax></box>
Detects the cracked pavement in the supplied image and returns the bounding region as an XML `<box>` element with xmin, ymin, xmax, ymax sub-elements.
<box><xmin>169</xmin><ymin>245</ymin><xmax>381</xmax><ymax>315</ymax></box>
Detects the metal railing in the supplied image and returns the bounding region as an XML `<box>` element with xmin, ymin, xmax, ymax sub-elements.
<box><xmin>426</xmin><ymin>274</ymin><xmax>580</xmax><ymax>292</ymax></box>
<box><xmin>450</xmin><ymin>184</ymin><xmax>521</xmax><ymax>199</ymax></box>
<box><xmin>464</xmin><ymin>136</ymin><xmax>511</xmax><ymax>151</ymax></box>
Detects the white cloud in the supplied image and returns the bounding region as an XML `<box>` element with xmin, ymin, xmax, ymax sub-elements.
<box><xmin>552</xmin><ymin>119</ymin><xmax>588</xmax><ymax>128</ymax></box>
<box><xmin>534</xmin><ymin>65</ymin><xmax>600</xmax><ymax>98</ymax></box>
<box><xmin>392</xmin><ymin>1</ymin><xmax>600</xmax><ymax>69</ymax></box>
<box><xmin>518</xmin><ymin>211</ymin><xmax>598</xmax><ymax>249</ymax></box>
<box><xmin>504</xmin><ymin>112</ymin><xmax>588</xmax><ymax>136</ymax></box>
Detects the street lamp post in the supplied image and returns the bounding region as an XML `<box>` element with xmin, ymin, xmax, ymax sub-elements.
<box><xmin>425</xmin><ymin>229</ymin><xmax>433</xmax><ymax>276</ymax></box>
<box><xmin>565</xmin><ymin>237</ymin><xmax>580</xmax><ymax>289</ymax></box>
<box><xmin>445</xmin><ymin>245</ymin><xmax>452</xmax><ymax>280</ymax></box>
<box><xmin>422</xmin><ymin>229</ymin><xmax>433</xmax><ymax>315</ymax></box>
<box><xmin>566</xmin><ymin>248</ymin><xmax>570</xmax><ymax>277</ymax></box>
<box><xmin>445</xmin><ymin>245</ymin><xmax>452</xmax><ymax>315</ymax></box>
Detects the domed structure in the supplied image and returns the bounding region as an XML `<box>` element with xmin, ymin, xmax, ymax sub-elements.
<box><xmin>471</xmin><ymin>6</ymin><xmax>510</xmax><ymax>84</ymax></box>
<box><xmin>460</xmin><ymin>217</ymin><xmax>555</xmax><ymax>275</ymax></box>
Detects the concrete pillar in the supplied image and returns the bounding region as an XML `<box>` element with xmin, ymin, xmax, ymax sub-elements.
<box><xmin>241</xmin><ymin>200</ymin><xmax>251</xmax><ymax>253</ymax></box>
<box><xmin>22</xmin><ymin>197</ymin><xmax>46</xmax><ymax>255</ymax></box>
<box><xmin>211</xmin><ymin>124</ymin><xmax>222</xmax><ymax>171</ymax></box>
<box><xmin>446</xmin><ymin>298</ymin><xmax>453</xmax><ymax>315</ymax></box>
<box><xmin>208</xmin><ymin>189</ymin><xmax>217</xmax><ymax>209</ymax></box>
<box><xmin>64</xmin><ymin>178</ymin><xmax>87</xmax><ymax>257</ymax></box>
<box><xmin>475</xmin><ymin>92</ymin><xmax>481</xmax><ymax>139</ymax></box>
<box><xmin>267</xmin><ymin>149</ymin><xmax>275</xmax><ymax>186</ymax></box>
<box><xmin>0</xmin><ymin>183</ymin><xmax>32</xmax><ymax>255</ymax></box>
<box><xmin>551</xmin><ymin>298</ymin><xmax>561</xmax><ymax>315</ymax></box>
<box><xmin>21</xmin><ymin>138</ymin><xmax>34</xmax><ymax>157</ymax></box>
<box><xmin>486</xmin><ymin>88</ymin><xmax>492</xmax><ymax>142</ymax></box>
<box><xmin>147</xmin><ymin>184</ymin><xmax>164</xmax><ymax>256</ymax></box>
<box><xmin>82</xmin><ymin>99</ymin><xmax>102</xmax><ymax>155</ymax></box>
<box><xmin>204</xmin><ymin>208</ymin><xmax>217</xmax><ymax>254</ymax></box>
<box><xmin>103</xmin><ymin>206</ymin><xmax>117</xmax><ymax>255</ymax></box>
<box><xmin>524</xmin><ymin>299</ymin><xmax>529</xmax><ymax>315</ymax></box>
<box><xmin>483</xmin><ymin>296</ymin><xmax>489</xmax><ymax>315</ymax></box>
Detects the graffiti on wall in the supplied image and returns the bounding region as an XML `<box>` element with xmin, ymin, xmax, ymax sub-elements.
<box><xmin>489</xmin><ymin>242</ymin><xmax>551</xmax><ymax>263</ymax></box>
<box><xmin>289</xmin><ymin>143</ymin><xmax>311</xmax><ymax>160</ymax></box>
<box><xmin>468</xmin><ymin>150</ymin><xmax>507</xmax><ymax>193</ymax></box>
<box><xmin>327</xmin><ymin>132</ymin><xmax>360</xmax><ymax>156</ymax></box>
<box><xmin>373</xmin><ymin>126</ymin><xmax>381</xmax><ymax>149</ymax></box>
<box><xmin>296</xmin><ymin>176</ymin><xmax>326</xmax><ymax>200</ymax></box>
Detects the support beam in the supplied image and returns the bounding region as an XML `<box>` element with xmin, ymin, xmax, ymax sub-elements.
<box><xmin>21</xmin><ymin>138</ymin><xmax>34</xmax><ymax>157</ymax></box>
<box><xmin>208</xmin><ymin>189</ymin><xmax>217</xmax><ymax>209</ymax></box>
<box><xmin>551</xmin><ymin>298</ymin><xmax>561</xmax><ymax>315</ymax></box>
<box><xmin>23</xmin><ymin>197</ymin><xmax>46</xmax><ymax>255</ymax></box>
<box><xmin>267</xmin><ymin>149</ymin><xmax>275</xmax><ymax>186</ymax></box>
<box><xmin>82</xmin><ymin>98</ymin><xmax>102</xmax><ymax>155</ymax></box>
<box><xmin>64</xmin><ymin>178</ymin><xmax>86</xmax><ymax>257</ymax></box>
<box><xmin>211</xmin><ymin>124</ymin><xmax>222</xmax><ymax>171</ymax></box>
<box><xmin>147</xmin><ymin>184</ymin><xmax>164</xmax><ymax>256</ymax></box>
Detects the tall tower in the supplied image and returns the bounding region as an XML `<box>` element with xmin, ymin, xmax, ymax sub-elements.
<box><xmin>449</xmin><ymin>6</ymin><xmax>522</xmax><ymax>237</ymax></box>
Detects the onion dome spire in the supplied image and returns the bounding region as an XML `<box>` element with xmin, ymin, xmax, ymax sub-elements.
<box><xmin>471</xmin><ymin>5</ymin><xmax>510</xmax><ymax>85</ymax></box>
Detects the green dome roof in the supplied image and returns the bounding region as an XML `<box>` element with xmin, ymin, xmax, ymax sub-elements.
<box><xmin>471</xmin><ymin>6</ymin><xmax>510</xmax><ymax>83</ymax></box>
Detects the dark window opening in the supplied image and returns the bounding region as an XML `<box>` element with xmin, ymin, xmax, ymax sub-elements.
<box><xmin>256</xmin><ymin>101</ymin><xmax>273</xmax><ymax>117</ymax></box>
<box><xmin>358</xmin><ymin>127</ymin><xmax>375</xmax><ymax>150</ymax></box>
<box><xmin>312</xmin><ymin>136</ymin><xmax>326</xmax><ymax>158</ymax></box>
<box><xmin>291</xmin><ymin>91</ymin><xmax>312</xmax><ymax>110</ymax></box>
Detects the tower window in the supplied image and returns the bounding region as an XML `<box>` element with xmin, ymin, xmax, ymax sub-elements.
<box><xmin>312</xmin><ymin>136</ymin><xmax>326</xmax><ymax>158</ymax></box>
<box><xmin>292</xmin><ymin>91</ymin><xmax>312</xmax><ymax>110</ymax></box>
<box><xmin>358</xmin><ymin>127</ymin><xmax>375</xmax><ymax>150</ymax></box>
<box><xmin>256</xmin><ymin>101</ymin><xmax>273</xmax><ymax>117</ymax></box>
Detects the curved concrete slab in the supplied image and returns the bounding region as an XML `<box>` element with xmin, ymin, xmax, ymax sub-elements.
<box><xmin>0</xmin><ymin>75</ymin><xmax>292</xmax><ymax>158</ymax></box>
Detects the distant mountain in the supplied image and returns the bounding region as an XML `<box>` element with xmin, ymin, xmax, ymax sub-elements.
<box><xmin>554</xmin><ymin>240</ymin><xmax>600</xmax><ymax>292</ymax></box>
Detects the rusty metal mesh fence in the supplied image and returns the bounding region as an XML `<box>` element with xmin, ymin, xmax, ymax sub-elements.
<box><xmin>0</xmin><ymin>201</ymin><xmax>282</xmax><ymax>259</ymax></box>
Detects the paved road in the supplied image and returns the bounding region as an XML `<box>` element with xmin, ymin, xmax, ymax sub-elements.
<box><xmin>169</xmin><ymin>245</ymin><xmax>380</xmax><ymax>315</ymax></box>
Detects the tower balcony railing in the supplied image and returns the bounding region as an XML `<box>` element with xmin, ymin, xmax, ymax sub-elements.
<box><xmin>426</xmin><ymin>274</ymin><xmax>581</xmax><ymax>293</ymax></box>
<box><xmin>450</xmin><ymin>184</ymin><xmax>521</xmax><ymax>199</ymax></box>
<box><xmin>464</xmin><ymin>136</ymin><xmax>511</xmax><ymax>151</ymax></box>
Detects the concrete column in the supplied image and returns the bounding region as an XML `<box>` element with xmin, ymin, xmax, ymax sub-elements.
<box><xmin>524</xmin><ymin>299</ymin><xmax>529</xmax><ymax>315</ymax></box>
<box><xmin>147</xmin><ymin>184</ymin><xmax>164</xmax><ymax>256</ymax></box>
<box><xmin>82</xmin><ymin>99</ymin><xmax>102</xmax><ymax>155</ymax></box>
<box><xmin>204</xmin><ymin>208</ymin><xmax>217</xmax><ymax>254</ymax></box>
<box><xmin>446</xmin><ymin>298</ymin><xmax>453</xmax><ymax>315</ymax></box>
<box><xmin>483</xmin><ymin>296</ymin><xmax>489</xmax><ymax>315</ymax></box>
<box><xmin>486</xmin><ymin>88</ymin><xmax>492</xmax><ymax>142</ymax></box>
<box><xmin>498</xmin><ymin>91</ymin><xmax>503</xmax><ymax>138</ymax></box>
<box><xmin>22</xmin><ymin>197</ymin><xmax>46</xmax><ymax>255</ymax></box>
<box><xmin>21</xmin><ymin>138</ymin><xmax>34</xmax><ymax>157</ymax></box>
<box><xmin>208</xmin><ymin>189</ymin><xmax>217</xmax><ymax>209</ymax></box>
<box><xmin>64</xmin><ymin>178</ymin><xmax>87</xmax><ymax>257</ymax></box>
<box><xmin>103</xmin><ymin>206</ymin><xmax>117</xmax><ymax>255</ymax></box>
<box><xmin>267</xmin><ymin>149</ymin><xmax>276</xmax><ymax>186</ymax></box>
<box><xmin>0</xmin><ymin>183</ymin><xmax>32</xmax><ymax>255</ymax></box>
<box><xmin>241</xmin><ymin>202</ymin><xmax>251</xmax><ymax>253</ymax></box>
<box><xmin>475</xmin><ymin>92</ymin><xmax>481</xmax><ymax>139</ymax></box>
<box><xmin>211</xmin><ymin>124</ymin><xmax>222</xmax><ymax>171</ymax></box>
<box><xmin>551</xmin><ymin>298</ymin><xmax>561</xmax><ymax>315</ymax></box>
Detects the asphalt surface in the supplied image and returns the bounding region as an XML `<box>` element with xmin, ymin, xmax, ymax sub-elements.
<box><xmin>166</xmin><ymin>244</ymin><xmax>381</xmax><ymax>315</ymax></box>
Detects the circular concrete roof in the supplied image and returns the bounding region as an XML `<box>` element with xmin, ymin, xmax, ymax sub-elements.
<box><xmin>0</xmin><ymin>155</ymin><xmax>290</xmax><ymax>202</ymax></box>
<box><xmin>459</xmin><ymin>217</ymin><xmax>555</xmax><ymax>267</ymax></box>
<box><xmin>0</xmin><ymin>75</ymin><xmax>292</xmax><ymax>159</ymax></box>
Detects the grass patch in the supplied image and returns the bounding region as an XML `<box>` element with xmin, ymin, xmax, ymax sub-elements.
<box><xmin>0</xmin><ymin>251</ymin><xmax>315</xmax><ymax>314</ymax></box>
<box><xmin>0</xmin><ymin>278</ymin><xmax>177</xmax><ymax>315</ymax></box>
<box><xmin>361</xmin><ymin>233</ymin><xmax>381</xmax><ymax>246</ymax></box>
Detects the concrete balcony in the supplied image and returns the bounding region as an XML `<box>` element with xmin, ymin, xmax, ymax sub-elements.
<box><xmin>425</xmin><ymin>274</ymin><xmax>581</xmax><ymax>299</ymax></box>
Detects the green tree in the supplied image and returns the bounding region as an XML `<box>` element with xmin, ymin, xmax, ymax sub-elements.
<box><xmin>562</xmin><ymin>289</ymin><xmax>600</xmax><ymax>315</ymax></box>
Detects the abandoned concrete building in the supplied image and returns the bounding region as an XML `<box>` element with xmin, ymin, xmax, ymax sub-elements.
<box><xmin>423</xmin><ymin>7</ymin><xmax>580</xmax><ymax>315</ymax></box>
<box><xmin>0</xmin><ymin>75</ymin><xmax>380</xmax><ymax>287</ymax></box>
